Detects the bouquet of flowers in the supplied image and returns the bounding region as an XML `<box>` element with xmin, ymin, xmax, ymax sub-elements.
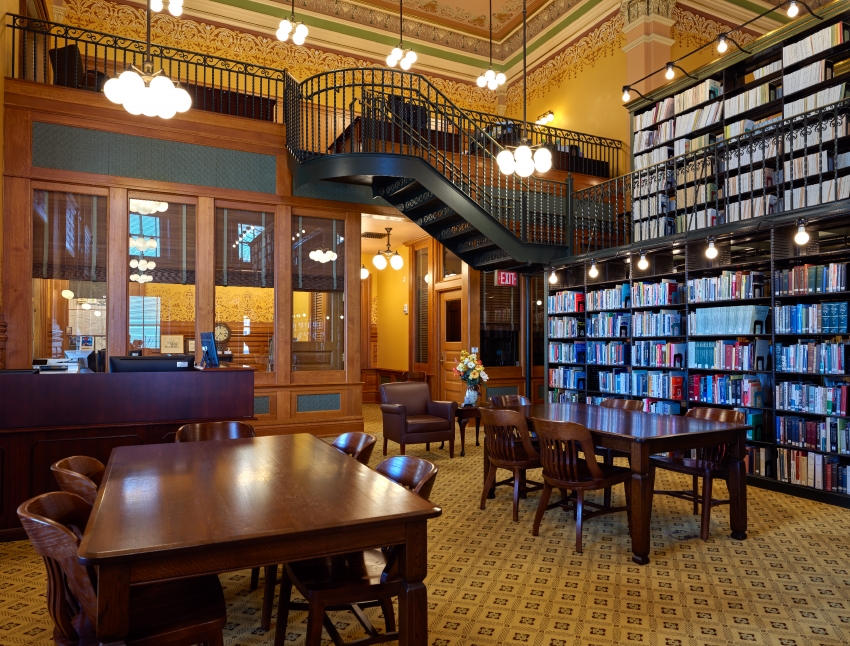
<box><xmin>453</xmin><ymin>350</ymin><xmax>489</xmax><ymax>387</ymax></box>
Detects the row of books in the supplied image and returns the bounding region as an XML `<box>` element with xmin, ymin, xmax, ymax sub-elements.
<box><xmin>675</xmin><ymin>183</ymin><xmax>717</xmax><ymax>210</ymax></box>
<box><xmin>776</xmin><ymin>415</ymin><xmax>850</xmax><ymax>453</ymax></box>
<box><xmin>774</xmin><ymin>302</ymin><xmax>850</xmax><ymax>334</ymax></box>
<box><xmin>774</xmin><ymin>263</ymin><xmax>848</xmax><ymax>295</ymax></box>
<box><xmin>725</xmin><ymin>168</ymin><xmax>777</xmax><ymax>197</ymax></box>
<box><xmin>548</xmin><ymin>317</ymin><xmax>585</xmax><ymax>339</ymax></box>
<box><xmin>746</xmin><ymin>446</ymin><xmax>771</xmax><ymax>477</ymax></box>
<box><xmin>548</xmin><ymin>367</ymin><xmax>586</xmax><ymax>389</ymax></box>
<box><xmin>786</xmin><ymin>118</ymin><xmax>848</xmax><ymax>150</ymax></box>
<box><xmin>634</xmin><ymin>129</ymin><xmax>658</xmax><ymax>154</ymax></box>
<box><xmin>548</xmin><ymin>290</ymin><xmax>584</xmax><ymax>314</ymax></box>
<box><xmin>631</xmin><ymin>341</ymin><xmax>686</xmax><ymax>368</ymax></box>
<box><xmin>632</xmin><ymin>310</ymin><xmax>682</xmax><ymax>338</ymax></box>
<box><xmin>634</xmin><ymin>146</ymin><xmax>671</xmax><ymax>171</ymax></box>
<box><xmin>776</xmin><ymin>449</ymin><xmax>849</xmax><ymax>493</ymax></box>
<box><xmin>633</xmin><ymin>215</ymin><xmax>676</xmax><ymax>242</ymax></box>
<box><xmin>784</xmin><ymin>175</ymin><xmax>850</xmax><ymax>208</ymax></box>
<box><xmin>784</xmin><ymin>59</ymin><xmax>833</xmax><ymax>97</ymax></box>
<box><xmin>725</xmin><ymin>82</ymin><xmax>776</xmax><ymax>119</ymax></box>
<box><xmin>774</xmin><ymin>380</ymin><xmax>850</xmax><ymax>416</ymax></box>
<box><xmin>783</xmin><ymin>150</ymin><xmax>832</xmax><ymax>180</ymax></box>
<box><xmin>687</xmin><ymin>305</ymin><xmax>770</xmax><ymax>335</ymax></box>
<box><xmin>686</xmin><ymin>271</ymin><xmax>767</xmax><ymax>303</ymax></box>
<box><xmin>784</xmin><ymin>83</ymin><xmax>847</xmax><ymax>120</ymax></box>
<box><xmin>775</xmin><ymin>341</ymin><xmax>850</xmax><ymax>375</ymax></box>
<box><xmin>548</xmin><ymin>389</ymin><xmax>584</xmax><ymax>404</ymax></box>
<box><xmin>674</xmin><ymin>103</ymin><xmax>723</xmax><ymax>138</ymax></box>
<box><xmin>599</xmin><ymin>369</ymin><xmax>686</xmax><ymax>400</ymax></box>
<box><xmin>724</xmin><ymin>118</ymin><xmax>755</xmax><ymax>139</ymax></box>
<box><xmin>634</xmin><ymin>97</ymin><xmax>675</xmax><ymax>132</ymax></box>
<box><xmin>687</xmin><ymin>339</ymin><xmax>770</xmax><ymax>371</ymax></box>
<box><xmin>632</xmin><ymin>280</ymin><xmax>683</xmax><ymax>307</ymax></box>
<box><xmin>751</xmin><ymin>60</ymin><xmax>782</xmax><ymax>82</ymax></box>
<box><xmin>723</xmin><ymin>138</ymin><xmax>779</xmax><ymax>171</ymax></box>
<box><xmin>587</xmin><ymin>312</ymin><xmax>630</xmax><ymax>338</ymax></box>
<box><xmin>690</xmin><ymin>373</ymin><xmax>767</xmax><ymax>407</ymax></box>
<box><xmin>725</xmin><ymin>194</ymin><xmax>780</xmax><ymax>221</ymax></box>
<box><xmin>782</xmin><ymin>22</ymin><xmax>848</xmax><ymax>68</ymax></box>
<box><xmin>674</xmin><ymin>79</ymin><xmax>722</xmax><ymax>115</ymax></box>
<box><xmin>587</xmin><ymin>341</ymin><xmax>628</xmax><ymax>366</ymax></box>
<box><xmin>548</xmin><ymin>341</ymin><xmax>585</xmax><ymax>364</ymax></box>
<box><xmin>675</xmin><ymin>209</ymin><xmax>717</xmax><ymax>233</ymax></box>
<box><xmin>586</xmin><ymin>284</ymin><xmax>630</xmax><ymax>311</ymax></box>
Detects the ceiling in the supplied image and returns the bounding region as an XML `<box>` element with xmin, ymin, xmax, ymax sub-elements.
<box><xmin>360</xmin><ymin>213</ymin><xmax>426</xmax><ymax>255</ymax></box>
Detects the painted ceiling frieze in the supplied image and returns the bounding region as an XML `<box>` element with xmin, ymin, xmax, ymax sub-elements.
<box><xmin>670</xmin><ymin>6</ymin><xmax>757</xmax><ymax>49</ymax></box>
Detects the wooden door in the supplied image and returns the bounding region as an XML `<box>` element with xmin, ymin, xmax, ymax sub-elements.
<box><xmin>438</xmin><ymin>289</ymin><xmax>464</xmax><ymax>404</ymax></box>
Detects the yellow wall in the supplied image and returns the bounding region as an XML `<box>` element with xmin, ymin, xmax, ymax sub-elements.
<box><xmin>292</xmin><ymin>291</ymin><xmax>310</xmax><ymax>341</ymax></box>
<box><xmin>362</xmin><ymin>250</ymin><xmax>411</xmax><ymax>371</ymax></box>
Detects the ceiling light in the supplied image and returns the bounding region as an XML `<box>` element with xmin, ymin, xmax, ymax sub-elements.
<box><xmin>705</xmin><ymin>238</ymin><xmax>718</xmax><ymax>259</ymax></box>
<box><xmin>665</xmin><ymin>63</ymin><xmax>675</xmax><ymax>80</ymax></box>
<box><xmin>787</xmin><ymin>0</ymin><xmax>799</xmax><ymax>17</ymax></box>
<box><xmin>477</xmin><ymin>0</ymin><xmax>506</xmax><ymax>90</ymax></box>
<box><xmin>309</xmin><ymin>248</ymin><xmax>338</xmax><ymax>263</ymax></box>
<box><xmin>130</xmin><ymin>199</ymin><xmax>168</xmax><ymax>214</ymax></box>
<box><xmin>549</xmin><ymin>270</ymin><xmax>557</xmax><ymax>285</ymax></box>
<box><xmin>536</xmin><ymin>110</ymin><xmax>554</xmax><ymax>125</ymax></box>
<box><xmin>94</xmin><ymin>311</ymin><xmax>102</xmax><ymax>317</ymax></box>
<box><xmin>637</xmin><ymin>252</ymin><xmax>649</xmax><ymax>270</ymax></box>
<box><xmin>277</xmin><ymin>0</ymin><xmax>308</xmax><ymax>44</ymax></box>
<box><xmin>360</xmin><ymin>264</ymin><xmax>370</xmax><ymax>280</ymax></box>
<box><xmin>373</xmin><ymin>227</ymin><xmax>403</xmax><ymax>270</ymax></box>
<box><xmin>81</xmin><ymin>302</ymin><xmax>92</xmax><ymax>310</ymax></box>
<box><xmin>61</xmin><ymin>289</ymin><xmax>75</xmax><ymax>300</ymax></box>
<box><xmin>717</xmin><ymin>34</ymin><xmax>728</xmax><ymax>53</ymax></box>
<box><xmin>387</xmin><ymin>0</ymin><xmax>414</xmax><ymax>68</ymax></box>
<box><xmin>795</xmin><ymin>220</ymin><xmax>809</xmax><ymax>245</ymax></box>
<box><xmin>588</xmin><ymin>259</ymin><xmax>598</xmax><ymax>278</ymax></box>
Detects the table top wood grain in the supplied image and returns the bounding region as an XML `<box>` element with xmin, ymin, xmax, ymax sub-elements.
<box><xmin>79</xmin><ymin>434</ymin><xmax>441</xmax><ymax>563</ymax></box>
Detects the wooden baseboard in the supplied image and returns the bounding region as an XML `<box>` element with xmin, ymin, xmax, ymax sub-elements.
<box><xmin>0</xmin><ymin>528</ymin><xmax>27</xmax><ymax>543</ymax></box>
<box><xmin>254</xmin><ymin>418</ymin><xmax>365</xmax><ymax>438</ymax></box>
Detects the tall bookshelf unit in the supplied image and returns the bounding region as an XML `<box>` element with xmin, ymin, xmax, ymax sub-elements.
<box><xmin>547</xmin><ymin>218</ymin><xmax>850</xmax><ymax>508</ymax></box>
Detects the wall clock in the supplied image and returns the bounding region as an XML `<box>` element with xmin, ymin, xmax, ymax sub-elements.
<box><xmin>214</xmin><ymin>322</ymin><xmax>231</xmax><ymax>344</ymax></box>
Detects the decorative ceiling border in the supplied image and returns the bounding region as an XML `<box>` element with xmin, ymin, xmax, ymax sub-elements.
<box><xmin>62</xmin><ymin>0</ymin><xmax>499</xmax><ymax>112</ymax></box>
<box><xmin>671</xmin><ymin>6</ymin><xmax>758</xmax><ymax>49</ymax></box>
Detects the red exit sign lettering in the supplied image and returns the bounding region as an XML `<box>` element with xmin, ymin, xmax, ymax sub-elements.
<box><xmin>494</xmin><ymin>270</ymin><xmax>517</xmax><ymax>287</ymax></box>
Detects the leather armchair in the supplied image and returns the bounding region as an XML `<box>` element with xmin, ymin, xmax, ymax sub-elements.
<box><xmin>380</xmin><ymin>382</ymin><xmax>458</xmax><ymax>457</ymax></box>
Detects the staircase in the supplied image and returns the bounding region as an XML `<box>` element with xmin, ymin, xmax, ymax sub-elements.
<box><xmin>284</xmin><ymin>70</ymin><xmax>615</xmax><ymax>270</ymax></box>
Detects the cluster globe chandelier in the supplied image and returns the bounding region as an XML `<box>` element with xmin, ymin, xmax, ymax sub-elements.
<box><xmin>309</xmin><ymin>248</ymin><xmax>338</xmax><ymax>263</ymax></box>
<box><xmin>386</xmin><ymin>0</ymin><xmax>416</xmax><ymax>69</ymax></box>
<box><xmin>495</xmin><ymin>0</ymin><xmax>552</xmax><ymax>178</ymax></box>
<box><xmin>103</xmin><ymin>0</ymin><xmax>191</xmax><ymax>119</ymax></box>
<box><xmin>373</xmin><ymin>228</ymin><xmax>404</xmax><ymax>270</ymax></box>
<box><xmin>476</xmin><ymin>0</ymin><xmax>506</xmax><ymax>90</ymax></box>
<box><xmin>277</xmin><ymin>0</ymin><xmax>309</xmax><ymax>44</ymax></box>
<box><xmin>128</xmin><ymin>199</ymin><xmax>162</xmax><ymax>284</ymax></box>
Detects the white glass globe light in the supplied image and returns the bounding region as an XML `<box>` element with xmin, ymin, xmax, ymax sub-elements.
<box><xmin>485</xmin><ymin>69</ymin><xmax>495</xmax><ymax>81</ymax></box>
<box><xmin>477</xmin><ymin>75</ymin><xmax>487</xmax><ymax>88</ymax></box>
<box><xmin>280</xmin><ymin>18</ymin><xmax>293</xmax><ymax>33</ymax></box>
<box><xmin>139</xmin><ymin>259</ymin><xmax>149</xmax><ymax>271</ymax></box>
<box><xmin>157</xmin><ymin>202</ymin><xmax>168</xmax><ymax>212</ymax></box>
<box><xmin>150</xmin><ymin>75</ymin><xmax>174</xmax><ymax>95</ymax></box>
<box><xmin>293</xmin><ymin>33</ymin><xmax>306</xmax><ymax>45</ymax></box>
<box><xmin>373</xmin><ymin>253</ymin><xmax>388</xmax><ymax>270</ymax></box>
<box><xmin>360</xmin><ymin>265</ymin><xmax>370</xmax><ymax>280</ymax></box>
<box><xmin>133</xmin><ymin>238</ymin><xmax>147</xmax><ymax>250</ymax></box>
<box><xmin>497</xmin><ymin>150</ymin><xmax>515</xmax><ymax>174</ymax></box>
<box><xmin>147</xmin><ymin>261</ymin><xmax>156</xmax><ymax>270</ymax></box>
<box><xmin>496</xmin><ymin>72</ymin><xmax>506</xmax><ymax>85</ymax></box>
<box><xmin>534</xmin><ymin>147</ymin><xmax>552</xmax><ymax>172</ymax></box>
<box><xmin>130</xmin><ymin>274</ymin><xmax>139</xmax><ymax>282</ymax></box>
<box><xmin>487</xmin><ymin>79</ymin><xmax>498</xmax><ymax>90</ymax></box>
<box><xmin>390</xmin><ymin>252</ymin><xmax>404</xmax><ymax>270</ymax></box>
<box><xmin>146</xmin><ymin>238</ymin><xmax>158</xmax><ymax>249</ymax></box>
<box><xmin>151</xmin><ymin>0</ymin><xmax>163</xmax><ymax>10</ymax></box>
<box><xmin>399</xmin><ymin>57</ymin><xmax>411</xmax><ymax>70</ymax></box>
<box><xmin>405</xmin><ymin>50</ymin><xmax>417</xmax><ymax>63</ymax></box>
<box><xmin>61</xmin><ymin>289</ymin><xmax>75</xmax><ymax>299</ymax></box>
<box><xmin>515</xmin><ymin>145</ymin><xmax>532</xmax><ymax>161</ymax></box>
<box><xmin>168</xmin><ymin>3</ymin><xmax>182</xmax><ymax>16</ymax></box>
<box><xmin>515</xmin><ymin>157</ymin><xmax>535</xmax><ymax>177</ymax></box>
<box><xmin>295</xmin><ymin>23</ymin><xmax>308</xmax><ymax>37</ymax></box>
<box><xmin>392</xmin><ymin>47</ymin><xmax>403</xmax><ymax>60</ymax></box>
<box><xmin>81</xmin><ymin>302</ymin><xmax>92</xmax><ymax>310</ymax></box>
<box><xmin>104</xmin><ymin>77</ymin><xmax>124</xmax><ymax>104</ymax></box>
<box><xmin>386</xmin><ymin>54</ymin><xmax>398</xmax><ymax>67</ymax></box>
<box><xmin>174</xmin><ymin>87</ymin><xmax>191</xmax><ymax>112</ymax></box>
<box><xmin>277</xmin><ymin>28</ymin><xmax>289</xmax><ymax>41</ymax></box>
<box><xmin>141</xmin><ymin>87</ymin><xmax>160</xmax><ymax>118</ymax></box>
<box><xmin>309</xmin><ymin>250</ymin><xmax>318</xmax><ymax>261</ymax></box>
<box><xmin>129</xmin><ymin>259</ymin><xmax>139</xmax><ymax>269</ymax></box>
<box><xmin>94</xmin><ymin>310</ymin><xmax>102</xmax><ymax>316</ymax></box>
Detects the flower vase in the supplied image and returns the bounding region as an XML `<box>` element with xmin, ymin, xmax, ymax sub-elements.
<box><xmin>463</xmin><ymin>384</ymin><xmax>480</xmax><ymax>407</ymax></box>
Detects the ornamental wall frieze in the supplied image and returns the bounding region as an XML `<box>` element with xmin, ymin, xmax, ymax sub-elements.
<box><xmin>62</xmin><ymin>0</ymin><xmax>498</xmax><ymax>113</ymax></box>
<box><xmin>620</xmin><ymin>0</ymin><xmax>675</xmax><ymax>27</ymax></box>
<box><xmin>670</xmin><ymin>7</ymin><xmax>756</xmax><ymax>49</ymax></box>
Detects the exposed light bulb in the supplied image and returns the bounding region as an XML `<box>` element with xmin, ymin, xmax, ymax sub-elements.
<box><xmin>546</xmin><ymin>112</ymin><xmax>555</xmax><ymax>123</ymax></box>
<box><xmin>665</xmin><ymin>63</ymin><xmax>675</xmax><ymax>80</ymax></box>
<box><xmin>549</xmin><ymin>270</ymin><xmax>557</xmax><ymax>285</ymax></box>
<box><xmin>795</xmin><ymin>222</ymin><xmax>810</xmax><ymax>245</ymax></box>
<box><xmin>717</xmin><ymin>35</ymin><xmax>728</xmax><ymax>53</ymax></box>
<box><xmin>588</xmin><ymin>260</ymin><xmax>599</xmax><ymax>278</ymax></box>
<box><xmin>360</xmin><ymin>264</ymin><xmax>370</xmax><ymax>280</ymax></box>
<box><xmin>788</xmin><ymin>0</ymin><xmax>799</xmax><ymax>17</ymax></box>
<box><xmin>637</xmin><ymin>253</ymin><xmax>649</xmax><ymax>270</ymax></box>
<box><xmin>622</xmin><ymin>87</ymin><xmax>631</xmax><ymax>102</ymax></box>
<box><xmin>705</xmin><ymin>239</ymin><xmax>718</xmax><ymax>259</ymax></box>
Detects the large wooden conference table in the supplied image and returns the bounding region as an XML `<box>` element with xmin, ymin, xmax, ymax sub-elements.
<box><xmin>78</xmin><ymin>434</ymin><xmax>441</xmax><ymax>645</ymax></box>
<box><xmin>486</xmin><ymin>403</ymin><xmax>751</xmax><ymax>565</ymax></box>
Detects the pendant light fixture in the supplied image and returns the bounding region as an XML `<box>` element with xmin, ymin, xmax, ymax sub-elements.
<box><xmin>476</xmin><ymin>0</ymin><xmax>506</xmax><ymax>90</ymax></box>
<box><xmin>103</xmin><ymin>0</ymin><xmax>191</xmax><ymax>119</ymax></box>
<box><xmin>794</xmin><ymin>219</ymin><xmax>810</xmax><ymax>245</ymax></box>
<box><xmin>705</xmin><ymin>237</ymin><xmax>718</xmax><ymax>259</ymax></box>
<box><xmin>360</xmin><ymin>264</ymin><xmax>370</xmax><ymax>280</ymax></box>
<box><xmin>373</xmin><ymin>228</ymin><xmax>404</xmax><ymax>270</ymax></box>
<box><xmin>277</xmin><ymin>0</ymin><xmax>308</xmax><ymax>45</ymax></box>
<box><xmin>495</xmin><ymin>0</ymin><xmax>551</xmax><ymax>177</ymax></box>
<box><xmin>386</xmin><ymin>0</ymin><xmax>416</xmax><ymax>69</ymax></box>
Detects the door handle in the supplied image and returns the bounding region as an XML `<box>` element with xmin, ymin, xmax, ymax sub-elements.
<box><xmin>440</xmin><ymin>353</ymin><xmax>444</xmax><ymax>363</ymax></box>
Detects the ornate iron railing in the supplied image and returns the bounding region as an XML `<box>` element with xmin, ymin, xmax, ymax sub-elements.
<box><xmin>572</xmin><ymin>97</ymin><xmax>850</xmax><ymax>256</ymax></box>
<box><xmin>8</xmin><ymin>14</ymin><xmax>285</xmax><ymax>122</ymax></box>
<box><xmin>285</xmin><ymin>68</ymin><xmax>576</xmax><ymax>247</ymax></box>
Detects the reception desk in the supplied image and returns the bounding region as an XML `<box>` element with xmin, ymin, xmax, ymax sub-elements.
<box><xmin>0</xmin><ymin>369</ymin><xmax>254</xmax><ymax>539</ymax></box>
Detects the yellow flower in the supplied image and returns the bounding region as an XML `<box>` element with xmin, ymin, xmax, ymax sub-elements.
<box><xmin>470</xmin><ymin>370</ymin><xmax>480</xmax><ymax>379</ymax></box>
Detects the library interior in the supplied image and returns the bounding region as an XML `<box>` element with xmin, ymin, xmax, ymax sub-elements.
<box><xmin>3</xmin><ymin>0</ymin><xmax>850</xmax><ymax>644</ymax></box>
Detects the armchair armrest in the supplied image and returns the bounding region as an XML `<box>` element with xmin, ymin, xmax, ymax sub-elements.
<box><xmin>380</xmin><ymin>403</ymin><xmax>406</xmax><ymax>416</ymax></box>
<box><xmin>427</xmin><ymin>400</ymin><xmax>457</xmax><ymax>422</ymax></box>
<box><xmin>381</xmin><ymin>403</ymin><xmax>407</xmax><ymax>442</ymax></box>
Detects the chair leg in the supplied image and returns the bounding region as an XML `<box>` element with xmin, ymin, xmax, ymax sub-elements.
<box><xmin>692</xmin><ymin>475</ymin><xmax>700</xmax><ymax>515</ymax></box>
<box><xmin>426</xmin><ymin>442</ymin><xmax>430</xmax><ymax>451</ymax></box>
<box><xmin>250</xmin><ymin>566</ymin><xmax>260</xmax><ymax>590</ymax></box>
<box><xmin>304</xmin><ymin>601</ymin><xmax>326</xmax><ymax>646</ymax></box>
<box><xmin>383</xmin><ymin>438</ymin><xmax>388</xmax><ymax>456</ymax></box>
<box><xmin>449</xmin><ymin>438</ymin><xmax>455</xmax><ymax>458</ymax></box>
<box><xmin>512</xmin><ymin>467</ymin><xmax>522</xmax><ymax>522</ymax></box>
<box><xmin>261</xmin><ymin>564</ymin><xmax>278</xmax><ymax>631</ymax></box>
<box><xmin>532</xmin><ymin>482</ymin><xmax>553</xmax><ymax>536</ymax></box>
<box><xmin>575</xmin><ymin>489</ymin><xmax>585</xmax><ymax>554</ymax></box>
<box><xmin>273</xmin><ymin>567</ymin><xmax>294</xmax><ymax>646</ymax></box>
<box><xmin>380</xmin><ymin>597</ymin><xmax>397</xmax><ymax>632</ymax></box>
<box><xmin>481</xmin><ymin>463</ymin><xmax>498</xmax><ymax>510</ymax></box>
<box><xmin>700</xmin><ymin>475</ymin><xmax>713</xmax><ymax>541</ymax></box>
<box><xmin>206</xmin><ymin>630</ymin><xmax>225</xmax><ymax>646</ymax></box>
<box><xmin>623</xmin><ymin>478</ymin><xmax>632</xmax><ymax>527</ymax></box>
<box><xmin>603</xmin><ymin>450</ymin><xmax>612</xmax><ymax>509</ymax></box>
<box><xmin>400</xmin><ymin>443</ymin><xmax>405</xmax><ymax>455</ymax></box>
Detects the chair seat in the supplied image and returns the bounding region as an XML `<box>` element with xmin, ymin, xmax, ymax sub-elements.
<box><xmin>651</xmin><ymin>455</ymin><xmax>729</xmax><ymax>477</ymax></box>
<box><xmin>288</xmin><ymin>549</ymin><xmax>395</xmax><ymax>595</ymax></box>
<box><xmin>543</xmin><ymin>460</ymin><xmax>631</xmax><ymax>490</ymax></box>
<box><xmin>406</xmin><ymin>415</ymin><xmax>451</xmax><ymax>434</ymax></box>
<box><xmin>488</xmin><ymin>445</ymin><xmax>541</xmax><ymax>470</ymax></box>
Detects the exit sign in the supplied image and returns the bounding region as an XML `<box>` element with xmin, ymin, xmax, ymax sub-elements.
<box><xmin>494</xmin><ymin>270</ymin><xmax>517</xmax><ymax>287</ymax></box>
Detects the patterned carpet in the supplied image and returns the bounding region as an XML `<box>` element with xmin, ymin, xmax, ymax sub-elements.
<box><xmin>2</xmin><ymin>403</ymin><xmax>850</xmax><ymax>645</ymax></box>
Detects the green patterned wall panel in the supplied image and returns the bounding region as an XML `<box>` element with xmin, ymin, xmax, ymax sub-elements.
<box><xmin>296</xmin><ymin>393</ymin><xmax>341</xmax><ymax>412</ymax></box>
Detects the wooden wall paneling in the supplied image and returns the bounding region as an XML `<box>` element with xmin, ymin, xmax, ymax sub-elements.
<box><xmin>276</xmin><ymin>153</ymin><xmax>292</xmax><ymax>197</ymax></box>
<box><xmin>360</xmin><ymin>273</ymin><xmax>372</xmax><ymax>370</ymax></box>
<box><xmin>106</xmin><ymin>187</ymin><xmax>128</xmax><ymax>359</ymax></box>
<box><xmin>194</xmin><ymin>196</ymin><xmax>214</xmax><ymax>364</ymax></box>
<box><xmin>276</xmin><ymin>204</ymin><xmax>292</xmax><ymax>385</ymax></box>
<box><xmin>2</xmin><ymin>177</ymin><xmax>32</xmax><ymax>368</ymax></box>
<box><xmin>30</xmin><ymin>181</ymin><xmax>109</xmax><ymax>196</ymax></box>
<box><xmin>467</xmin><ymin>267</ymin><xmax>481</xmax><ymax>359</ymax></box>
<box><xmin>345</xmin><ymin>211</ymin><xmax>361</xmax><ymax>384</ymax></box>
<box><xmin>4</xmin><ymin>107</ymin><xmax>31</xmax><ymax>177</ymax></box>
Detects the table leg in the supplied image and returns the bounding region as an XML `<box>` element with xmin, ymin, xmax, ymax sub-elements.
<box><xmin>458</xmin><ymin>419</ymin><xmax>468</xmax><ymax>457</ymax></box>
<box><xmin>628</xmin><ymin>447</ymin><xmax>653</xmax><ymax>566</ymax></box>
<box><xmin>727</xmin><ymin>434</ymin><xmax>748</xmax><ymax>540</ymax></box>
<box><xmin>398</xmin><ymin>520</ymin><xmax>429</xmax><ymax>646</ymax></box>
<box><xmin>95</xmin><ymin>564</ymin><xmax>131</xmax><ymax>644</ymax></box>
<box><xmin>475</xmin><ymin>419</ymin><xmax>481</xmax><ymax>446</ymax></box>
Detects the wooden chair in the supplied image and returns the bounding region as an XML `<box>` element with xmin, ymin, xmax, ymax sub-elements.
<box><xmin>599</xmin><ymin>397</ymin><xmax>643</xmax><ymax>412</ymax></box>
<box><xmin>332</xmin><ymin>432</ymin><xmax>378</xmax><ymax>465</ymax></box>
<box><xmin>598</xmin><ymin>398</ymin><xmax>642</xmax><ymax>506</ymax></box>
<box><xmin>51</xmin><ymin>456</ymin><xmax>105</xmax><ymax>506</ymax></box>
<box><xmin>175</xmin><ymin>420</ymin><xmax>256</xmax><ymax>442</ymax></box>
<box><xmin>651</xmin><ymin>407</ymin><xmax>745</xmax><ymax>540</ymax></box>
<box><xmin>531</xmin><ymin>418</ymin><xmax>631</xmax><ymax>552</ymax></box>
<box><xmin>267</xmin><ymin>456</ymin><xmax>438</xmax><ymax>646</ymax></box>
<box><xmin>400</xmin><ymin>371</ymin><xmax>427</xmax><ymax>382</ymax></box>
<box><xmin>489</xmin><ymin>394</ymin><xmax>530</xmax><ymax>407</ymax></box>
<box><xmin>480</xmin><ymin>408</ymin><xmax>543</xmax><ymax>522</ymax></box>
<box><xmin>18</xmin><ymin>491</ymin><xmax>226</xmax><ymax>646</ymax></box>
<box><xmin>176</xmin><ymin>421</ymin><xmax>262</xmax><ymax>590</ymax></box>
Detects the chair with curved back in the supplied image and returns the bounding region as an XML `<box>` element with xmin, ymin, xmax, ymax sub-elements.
<box><xmin>18</xmin><ymin>491</ymin><xmax>226</xmax><ymax>646</ymax></box>
<box><xmin>268</xmin><ymin>456</ymin><xmax>438</xmax><ymax>646</ymax></box>
<box><xmin>599</xmin><ymin>398</ymin><xmax>643</xmax><ymax>412</ymax></box>
<box><xmin>480</xmin><ymin>408</ymin><xmax>542</xmax><ymax>522</ymax></box>
<box><xmin>651</xmin><ymin>407</ymin><xmax>746</xmax><ymax>540</ymax></box>
<box><xmin>531</xmin><ymin>418</ymin><xmax>631</xmax><ymax>552</ymax></box>
<box><xmin>331</xmin><ymin>432</ymin><xmax>378</xmax><ymax>465</ymax></box>
<box><xmin>51</xmin><ymin>456</ymin><xmax>105</xmax><ymax>506</ymax></box>
<box><xmin>484</xmin><ymin>395</ymin><xmax>530</xmax><ymax>447</ymax></box>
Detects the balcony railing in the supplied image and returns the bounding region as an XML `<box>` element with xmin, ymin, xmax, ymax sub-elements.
<box><xmin>572</xmin><ymin>97</ymin><xmax>850</xmax><ymax>256</ymax></box>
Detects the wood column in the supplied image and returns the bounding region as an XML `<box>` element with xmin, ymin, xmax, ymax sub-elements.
<box><xmin>107</xmin><ymin>187</ymin><xmax>128</xmax><ymax>359</ymax></box>
<box><xmin>3</xmin><ymin>176</ymin><xmax>32</xmax><ymax>368</ymax></box>
<box><xmin>195</xmin><ymin>196</ymin><xmax>215</xmax><ymax>363</ymax></box>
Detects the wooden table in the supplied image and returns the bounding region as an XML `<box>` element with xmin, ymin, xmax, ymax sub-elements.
<box><xmin>78</xmin><ymin>434</ymin><xmax>441</xmax><ymax>645</ymax></box>
<box><xmin>483</xmin><ymin>403</ymin><xmax>750</xmax><ymax>565</ymax></box>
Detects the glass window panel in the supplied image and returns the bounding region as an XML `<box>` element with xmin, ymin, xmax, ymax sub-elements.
<box><xmin>215</xmin><ymin>208</ymin><xmax>275</xmax><ymax>370</ymax></box>
<box><xmin>32</xmin><ymin>190</ymin><xmax>107</xmax><ymax>369</ymax></box>
<box><xmin>415</xmin><ymin>247</ymin><xmax>429</xmax><ymax>364</ymax></box>
<box><xmin>128</xmin><ymin>199</ymin><xmax>196</xmax><ymax>355</ymax></box>
<box><xmin>292</xmin><ymin>215</ymin><xmax>345</xmax><ymax>371</ymax></box>
<box><xmin>480</xmin><ymin>270</ymin><xmax>519</xmax><ymax>367</ymax></box>
<box><xmin>443</xmin><ymin>247</ymin><xmax>462</xmax><ymax>279</ymax></box>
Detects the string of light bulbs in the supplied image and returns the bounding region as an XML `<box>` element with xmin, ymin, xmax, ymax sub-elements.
<box><xmin>621</xmin><ymin>0</ymin><xmax>821</xmax><ymax>103</ymax></box>
<box><xmin>476</xmin><ymin>0</ymin><xmax>506</xmax><ymax>90</ymax></box>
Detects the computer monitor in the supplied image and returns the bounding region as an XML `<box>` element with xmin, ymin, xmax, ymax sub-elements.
<box><xmin>109</xmin><ymin>355</ymin><xmax>195</xmax><ymax>373</ymax></box>
<box><xmin>199</xmin><ymin>332</ymin><xmax>219</xmax><ymax>368</ymax></box>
